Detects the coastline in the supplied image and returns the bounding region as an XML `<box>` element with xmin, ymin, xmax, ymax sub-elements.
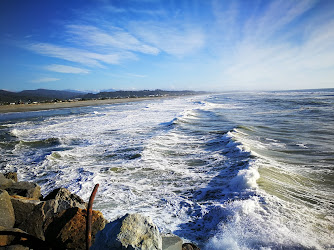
<box><xmin>0</xmin><ymin>97</ymin><xmax>161</xmax><ymax>114</ymax></box>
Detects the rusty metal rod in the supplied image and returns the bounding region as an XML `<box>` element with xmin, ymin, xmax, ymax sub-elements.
<box><xmin>86</xmin><ymin>183</ymin><xmax>99</xmax><ymax>250</ymax></box>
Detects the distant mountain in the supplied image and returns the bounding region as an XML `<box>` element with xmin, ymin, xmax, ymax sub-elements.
<box><xmin>0</xmin><ymin>88</ymin><xmax>206</xmax><ymax>105</ymax></box>
<box><xmin>0</xmin><ymin>90</ymin><xmax>21</xmax><ymax>103</ymax></box>
<box><xmin>0</xmin><ymin>89</ymin><xmax>83</xmax><ymax>104</ymax></box>
<box><xmin>19</xmin><ymin>89</ymin><xmax>83</xmax><ymax>99</ymax></box>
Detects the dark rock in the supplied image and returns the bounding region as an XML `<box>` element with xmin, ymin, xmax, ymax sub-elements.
<box><xmin>0</xmin><ymin>226</ymin><xmax>13</xmax><ymax>247</ymax></box>
<box><xmin>16</xmin><ymin>187</ymin><xmax>88</xmax><ymax>240</ymax></box>
<box><xmin>162</xmin><ymin>234</ymin><xmax>183</xmax><ymax>250</ymax></box>
<box><xmin>0</xmin><ymin>174</ymin><xmax>14</xmax><ymax>190</ymax></box>
<box><xmin>17</xmin><ymin>199</ymin><xmax>66</xmax><ymax>240</ymax></box>
<box><xmin>0</xmin><ymin>190</ymin><xmax>15</xmax><ymax>228</ymax></box>
<box><xmin>10</xmin><ymin>198</ymin><xmax>41</xmax><ymax>227</ymax></box>
<box><xmin>0</xmin><ymin>227</ymin><xmax>26</xmax><ymax>247</ymax></box>
<box><xmin>91</xmin><ymin>213</ymin><xmax>162</xmax><ymax>250</ymax></box>
<box><xmin>0</xmin><ymin>245</ymin><xmax>29</xmax><ymax>250</ymax></box>
<box><xmin>0</xmin><ymin>227</ymin><xmax>48</xmax><ymax>249</ymax></box>
<box><xmin>5</xmin><ymin>182</ymin><xmax>41</xmax><ymax>199</ymax></box>
<box><xmin>182</xmin><ymin>243</ymin><xmax>200</xmax><ymax>250</ymax></box>
<box><xmin>43</xmin><ymin>187</ymin><xmax>86</xmax><ymax>209</ymax></box>
<box><xmin>4</xmin><ymin>173</ymin><xmax>17</xmax><ymax>183</ymax></box>
<box><xmin>16</xmin><ymin>201</ymin><xmax>46</xmax><ymax>240</ymax></box>
<box><xmin>45</xmin><ymin>207</ymin><xmax>107</xmax><ymax>250</ymax></box>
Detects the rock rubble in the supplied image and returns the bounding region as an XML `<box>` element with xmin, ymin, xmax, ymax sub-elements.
<box><xmin>0</xmin><ymin>172</ymin><xmax>199</xmax><ymax>249</ymax></box>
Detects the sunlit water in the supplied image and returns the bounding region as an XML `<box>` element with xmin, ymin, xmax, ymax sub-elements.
<box><xmin>1</xmin><ymin>89</ymin><xmax>333</xmax><ymax>249</ymax></box>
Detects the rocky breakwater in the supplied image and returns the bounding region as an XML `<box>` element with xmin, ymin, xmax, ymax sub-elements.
<box><xmin>0</xmin><ymin>172</ymin><xmax>199</xmax><ymax>250</ymax></box>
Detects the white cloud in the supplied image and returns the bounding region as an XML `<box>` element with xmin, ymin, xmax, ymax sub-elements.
<box><xmin>20</xmin><ymin>0</ymin><xmax>333</xmax><ymax>91</ymax></box>
<box><xmin>130</xmin><ymin>22</ymin><xmax>205</xmax><ymax>57</ymax></box>
<box><xmin>31</xmin><ymin>77</ymin><xmax>60</xmax><ymax>83</ymax></box>
<box><xmin>66</xmin><ymin>25</ymin><xmax>159</xmax><ymax>55</ymax></box>
<box><xmin>45</xmin><ymin>64</ymin><xmax>90</xmax><ymax>74</ymax></box>
<box><xmin>211</xmin><ymin>0</ymin><xmax>240</xmax><ymax>41</ymax></box>
<box><xmin>244</xmin><ymin>0</ymin><xmax>317</xmax><ymax>43</ymax></box>
<box><xmin>104</xmin><ymin>4</ymin><xmax>165</xmax><ymax>16</ymax></box>
<box><xmin>210</xmin><ymin>0</ymin><xmax>334</xmax><ymax>90</ymax></box>
<box><xmin>222</xmin><ymin>19</ymin><xmax>334</xmax><ymax>90</ymax></box>
<box><xmin>27</xmin><ymin>42</ymin><xmax>130</xmax><ymax>67</ymax></box>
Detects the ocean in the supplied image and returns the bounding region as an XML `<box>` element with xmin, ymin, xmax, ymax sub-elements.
<box><xmin>0</xmin><ymin>89</ymin><xmax>333</xmax><ymax>249</ymax></box>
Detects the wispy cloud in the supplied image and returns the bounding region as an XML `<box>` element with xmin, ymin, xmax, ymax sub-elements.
<box><xmin>130</xmin><ymin>22</ymin><xmax>205</xmax><ymax>57</ymax></box>
<box><xmin>66</xmin><ymin>25</ymin><xmax>159</xmax><ymax>55</ymax></box>
<box><xmin>211</xmin><ymin>0</ymin><xmax>240</xmax><ymax>42</ymax></box>
<box><xmin>16</xmin><ymin>0</ymin><xmax>333</xmax><ymax>91</ymax></box>
<box><xmin>27</xmin><ymin>42</ymin><xmax>131</xmax><ymax>67</ymax></box>
<box><xmin>103</xmin><ymin>5</ymin><xmax>126</xmax><ymax>13</ymax></box>
<box><xmin>22</xmin><ymin>1</ymin><xmax>204</xmax><ymax>75</ymax></box>
<box><xmin>30</xmin><ymin>77</ymin><xmax>60</xmax><ymax>83</ymax></box>
<box><xmin>244</xmin><ymin>0</ymin><xmax>317</xmax><ymax>42</ymax></box>
<box><xmin>104</xmin><ymin>5</ymin><xmax>165</xmax><ymax>16</ymax></box>
<box><xmin>45</xmin><ymin>64</ymin><xmax>90</xmax><ymax>74</ymax></box>
<box><xmin>219</xmin><ymin>0</ymin><xmax>334</xmax><ymax>90</ymax></box>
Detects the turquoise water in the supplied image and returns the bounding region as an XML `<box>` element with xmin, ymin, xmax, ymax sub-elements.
<box><xmin>0</xmin><ymin>89</ymin><xmax>333</xmax><ymax>249</ymax></box>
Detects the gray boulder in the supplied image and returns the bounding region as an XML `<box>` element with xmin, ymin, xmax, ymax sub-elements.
<box><xmin>15</xmin><ymin>201</ymin><xmax>47</xmax><ymax>240</ymax></box>
<box><xmin>91</xmin><ymin>213</ymin><xmax>162</xmax><ymax>250</ymax></box>
<box><xmin>5</xmin><ymin>182</ymin><xmax>41</xmax><ymax>199</ymax></box>
<box><xmin>4</xmin><ymin>172</ymin><xmax>18</xmax><ymax>183</ymax></box>
<box><xmin>43</xmin><ymin>187</ymin><xmax>86</xmax><ymax>210</ymax></box>
<box><xmin>0</xmin><ymin>190</ymin><xmax>15</xmax><ymax>228</ymax></box>
<box><xmin>0</xmin><ymin>174</ymin><xmax>14</xmax><ymax>190</ymax></box>
<box><xmin>16</xmin><ymin>187</ymin><xmax>87</xmax><ymax>240</ymax></box>
<box><xmin>162</xmin><ymin>234</ymin><xmax>183</xmax><ymax>250</ymax></box>
<box><xmin>10</xmin><ymin>198</ymin><xmax>41</xmax><ymax>227</ymax></box>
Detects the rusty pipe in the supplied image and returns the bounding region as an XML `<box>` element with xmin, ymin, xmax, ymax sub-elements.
<box><xmin>86</xmin><ymin>183</ymin><xmax>99</xmax><ymax>250</ymax></box>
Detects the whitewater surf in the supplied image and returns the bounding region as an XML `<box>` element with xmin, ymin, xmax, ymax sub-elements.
<box><xmin>1</xmin><ymin>89</ymin><xmax>333</xmax><ymax>249</ymax></box>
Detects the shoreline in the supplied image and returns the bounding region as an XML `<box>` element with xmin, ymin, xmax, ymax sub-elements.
<box><xmin>0</xmin><ymin>97</ymin><xmax>163</xmax><ymax>114</ymax></box>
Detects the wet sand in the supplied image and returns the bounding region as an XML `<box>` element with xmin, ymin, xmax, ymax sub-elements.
<box><xmin>0</xmin><ymin>97</ymin><xmax>158</xmax><ymax>113</ymax></box>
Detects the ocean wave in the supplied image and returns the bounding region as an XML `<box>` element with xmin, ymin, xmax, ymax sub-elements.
<box><xmin>1</xmin><ymin>92</ymin><xmax>333</xmax><ymax>249</ymax></box>
<box><xmin>18</xmin><ymin>137</ymin><xmax>61</xmax><ymax>148</ymax></box>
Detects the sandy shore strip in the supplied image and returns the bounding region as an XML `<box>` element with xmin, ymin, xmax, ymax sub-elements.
<box><xmin>0</xmin><ymin>97</ymin><xmax>160</xmax><ymax>114</ymax></box>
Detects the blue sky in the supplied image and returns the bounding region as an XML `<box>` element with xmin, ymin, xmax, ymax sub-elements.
<box><xmin>0</xmin><ymin>0</ymin><xmax>334</xmax><ymax>92</ymax></box>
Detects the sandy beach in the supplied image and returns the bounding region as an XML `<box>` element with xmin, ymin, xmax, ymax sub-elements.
<box><xmin>0</xmin><ymin>97</ymin><xmax>158</xmax><ymax>114</ymax></box>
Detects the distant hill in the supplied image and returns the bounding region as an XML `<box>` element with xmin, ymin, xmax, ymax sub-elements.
<box><xmin>19</xmin><ymin>89</ymin><xmax>83</xmax><ymax>100</ymax></box>
<box><xmin>0</xmin><ymin>88</ymin><xmax>206</xmax><ymax>105</ymax></box>
<box><xmin>0</xmin><ymin>89</ymin><xmax>83</xmax><ymax>104</ymax></box>
<box><xmin>0</xmin><ymin>90</ymin><xmax>22</xmax><ymax>103</ymax></box>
